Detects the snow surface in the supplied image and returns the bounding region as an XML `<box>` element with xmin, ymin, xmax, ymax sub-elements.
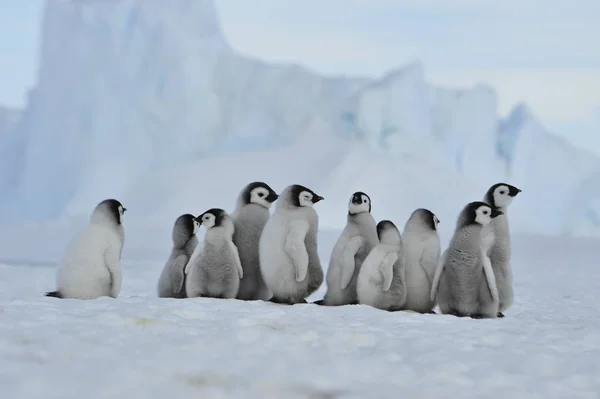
<box><xmin>0</xmin><ymin>222</ymin><xmax>599</xmax><ymax>398</ymax></box>
<box><xmin>2</xmin><ymin>0</ymin><xmax>600</xmax><ymax>237</ymax></box>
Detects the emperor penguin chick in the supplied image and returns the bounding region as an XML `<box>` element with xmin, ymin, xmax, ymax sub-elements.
<box><xmin>259</xmin><ymin>184</ymin><xmax>324</xmax><ymax>304</ymax></box>
<box><xmin>321</xmin><ymin>192</ymin><xmax>378</xmax><ymax>306</ymax></box>
<box><xmin>402</xmin><ymin>208</ymin><xmax>441</xmax><ymax>313</ymax></box>
<box><xmin>356</xmin><ymin>220</ymin><xmax>407</xmax><ymax>311</ymax></box>
<box><xmin>185</xmin><ymin>209</ymin><xmax>243</xmax><ymax>299</ymax></box>
<box><xmin>481</xmin><ymin>183</ymin><xmax>521</xmax><ymax>317</ymax></box>
<box><xmin>430</xmin><ymin>201</ymin><xmax>503</xmax><ymax>319</ymax></box>
<box><xmin>46</xmin><ymin>199</ymin><xmax>126</xmax><ymax>299</ymax></box>
<box><xmin>231</xmin><ymin>182</ymin><xmax>279</xmax><ymax>301</ymax></box>
<box><xmin>157</xmin><ymin>214</ymin><xmax>199</xmax><ymax>298</ymax></box>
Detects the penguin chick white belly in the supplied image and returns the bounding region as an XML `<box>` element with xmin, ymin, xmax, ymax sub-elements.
<box><xmin>259</xmin><ymin>215</ymin><xmax>322</xmax><ymax>303</ymax></box>
<box><xmin>57</xmin><ymin>227</ymin><xmax>114</xmax><ymax>299</ymax></box>
<box><xmin>488</xmin><ymin>233</ymin><xmax>513</xmax><ymax>312</ymax></box>
<box><xmin>186</xmin><ymin>241</ymin><xmax>240</xmax><ymax>299</ymax></box>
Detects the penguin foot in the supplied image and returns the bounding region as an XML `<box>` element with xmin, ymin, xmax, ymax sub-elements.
<box><xmin>497</xmin><ymin>312</ymin><xmax>505</xmax><ymax>318</ymax></box>
<box><xmin>349</xmin><ymin>300</ymin><xmax>359</xmax><ymax>305</ymax></box>
<box><xmin>45</xmin><ymin>291</ymin><xmax>63</xmax><ymax>299</ymax></box>
<box><xmin>427</xmin><ymin>310</ymin><xmax>437</xmax><ymax>314</ymax></box>
<box><xmin>469</xmin><ymin>314</ymin><xmax>484</xmax><ymax>319</ymax></box>
<box><xmin>312</xmin><ymin>299</ymin><xmax>325</xmax><ymax>305</ymax></box>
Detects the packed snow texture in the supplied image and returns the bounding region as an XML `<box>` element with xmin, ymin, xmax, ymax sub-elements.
<box><xmin>0</xmin><ymin>223</ymin><xmax>599</xmax><ymax>398</ymax></box>
<box><xmin>2</xmin><ymin>0</ymin><xmax>600</xmax><ymax>237</ymax></box>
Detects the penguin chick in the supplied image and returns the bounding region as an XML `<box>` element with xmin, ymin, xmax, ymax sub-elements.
<box><xmin>321</xmin><ymin>191</ymin><xmax>378</xmax><ymax>306</ymax></box>
<box><xmin>481</xmin><ymin>183</ymin><xmax>521</xmax><ymax>317</ymax></box>
<box><xmin>259</xmin><ymin>184</ymin><xmax>324</xmax><ymax>304</ymax></box>
<box><xmin>185</xmin><ymin>208</ymin><xmax>243</xmax><ymax>299</ymax></box>
<box><xmin>356</xmin><ymin>220</ymin><xmax>407</xmax><ymax>311</ymax></box>
<box><xmin>231</xmin><ymin>181</ymin><xmax>279</xmax><ymax>301</ymax></box>
<box><xmin>431</xmin><ymin>201</ymin><xmax>503</xmax><ymax>319</ymax></box>
<box><xmin>46</xmin><ymin>199</ymin><xmax>126</xmax><ymax>300</ymax></box>
<box><xmin>157</xmin><ymin>214</ymin><xmax>199</xmax><ymax>298</ymax></box>
<box><xmin>401</xmin><ymin>208</ymin><xmax>441</xmax><ymax>313</ymax></box>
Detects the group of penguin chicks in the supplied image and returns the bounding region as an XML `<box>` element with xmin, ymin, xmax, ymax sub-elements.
<box><xmin>45</xmin><ymin>181</ymin><xmax>521</xmax><ymax>320</ymax></box>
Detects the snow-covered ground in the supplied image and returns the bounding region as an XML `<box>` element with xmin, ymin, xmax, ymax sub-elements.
<box><xmin>1</xmin><ymin>223</ymin><xmax>598</xmax><ymax>398</ymax></box>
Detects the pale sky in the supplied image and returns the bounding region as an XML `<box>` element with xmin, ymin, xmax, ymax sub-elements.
<box><xmin>1</xmin><ymin>0</ymin><xmax>598</xmax><ymax>152</ymax></box>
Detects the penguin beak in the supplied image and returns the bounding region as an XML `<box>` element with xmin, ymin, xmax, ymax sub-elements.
<box><xmin>491</xmin><ymin>209</ymin><xmax>503</xmax><ymax>218</ymax></box>
<box><xmin>267</xmin><ymin>192</ymin><xmax>279</xmax><ymax>203</ymax></box>
<box><xmin>510</xmin><ymin>187</ymin><xmax>522</xmax><ymax>196</ymax></box>
<box><xmin>312</xmin><ymin>195</ymin><xmax>324</xmax><ymax>204</ymax></box>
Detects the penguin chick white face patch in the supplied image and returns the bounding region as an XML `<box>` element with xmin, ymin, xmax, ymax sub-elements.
<box><xmin>200</xmin><ymin>213</ymin><xmax>216</xmax><ymax>229</ymax></box>
<box><xmin>118</xmin><ymin>205</ymin><xmax>126</xmax><ymax>223</ymax></box>
<box><xmin>493</xmin><ymin>185</ymin><xmax>513</xmax><ymax>208</ymax></box>
<box><xmin>250</xmin><ymin>187</ymin><xmax>273</xmax><ymax>209</ymax></box>
<box><xmin>192</xmin><ymin>220</ymin><xmax>200</xmax><ymax>234</ymax></box>
<box><xmin>348</xmin><ymin>194</ymin><xmax>370</xmax><ymax>215</ymax></box>
<box><xmin>298</xmin><ymin>191</ymin><xmax>314</xmax><ymax>207</ymax></box>
<box><xmin>474</xmin><ymin>205</ymin><xmax>493</xmax><ymax>226</ymax></box>
<box><xmin>433</xmin><ymin>215</ymin><xmax>440</xmax><ymax>230</ymax></box>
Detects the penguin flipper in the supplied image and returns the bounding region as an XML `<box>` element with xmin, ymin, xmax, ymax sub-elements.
<box><xmin>480</xmin><ymin>249</ymin><xmax>499</xmax><ymax>303</ymax></box>
<box><xmin>228</xmin><ymin>241</ymin><xmax>244</xmax><ymax>279</ymax></box>
<box><xmin>170</xmin><ymin>254</ymin><xmax>189</xmax><ymax>293</ymax></box>
<box><xmin>185</xmin><ymin>241</ymin><xmax>204</xmax><ymax>275</ymax></box>
<box><xmin>430</xmin><ymin>249</ymin><xmax>447</xmax><ymax>302</ymax></box>
<box><xmin>45</xmin><ymin>290</ymin><xmax>63</xmax><ymax>298</ymax></box>
<box><xmin>379</xmin><ymin>251</ymin><xmax>398</xmax><ymax>292</ymax></box>
<box><xmin>104</xmin><ymin>241</ymin><xmax>122</xmax><ymax>298</ymax></box>
<box><xmin>284</xmin><ymin>220</ymin><xmax>310</xmax><ymax>282</ymax></box>
<box><xmin>339</xmin><ymin>236</ymin><xmax>364</xmax><ymax>290</ymax></box>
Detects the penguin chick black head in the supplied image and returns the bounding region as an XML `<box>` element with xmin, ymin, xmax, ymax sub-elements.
<box><xmin>458</xmin><ymin>201</ymin><xmax>503</xmax><ymax>228</ymax></box>
<box><xmin>91</xmin><ymin>199</ymin><xmax>126</xmax><ymax>226</ymax></box>
<box><xmin>405</xmin><ymin>208</ymin><xmax>439</xmax><ymax>232</ymax></box>
<box><xmin>240</xmin><ymin>181</ymin><xmax>279</xmax><ymax>209</ymax></box>
<box><xmin>195</xmin><ymin>208</ymin><xmax>228</xmax><ymax>229</ymax></box>
<box><xmin>348</xmin><ymin>191</ymin><xmax>371</xmax><ymax>215</ymax></box>
<box><xmin>172</xmin><ymin>213</ymin><xmax>196</xmax><ymax>247</ymax></box>
<box><xmin>376</xmin><ymin>220</ymin><xmax>402</xmax><ymax>245</ymax></box>
<box><xmin>484</xmin><ymin>183</ymin><xmax>521</xmax><ymax>210</ymax></box>
<box><xmin>279</xmin><ymin>184</ymin><xmax>324</xmax><ymax>209</ymax></box>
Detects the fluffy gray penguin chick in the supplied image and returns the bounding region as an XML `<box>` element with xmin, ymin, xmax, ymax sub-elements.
<box><xmin>231</xmin><ymin>181</ymin><xmax>279</xmax><ymax>301</ymax></box>
<box><xmin>259</xmin><ymin>184</ymin><xmax>324</xmax><ymax>304</ymax></box>
<box><xmin>46</xmin><ymin>199</ymin><xmax>126</xmax><ymax>300</ymax></box>
<box><xmin>431</xmin><ymin>201</ymin><xmax>503</xmax><ymax>319</ymax></box>
<box><xmin>481</xmin><ymin>182</ymin><xmax>521</xmax><ymax>318</ymax></box>
<box><xmin>319</xmin><ymin>191</ymin><xmax>379</xmax><ymax>306</ymax></box>
<box><xmin>402</xmin><ymin>208</ymin><xmax>441</xmax><ymax>313</ymax></box>
<box><xmin>185</xmin><ymin>208</ymin><xmax>243</xmax><ymax>299</ymax></box>
<box><xmin>356</xmin><ymin>220</ymin><xmax>407</xmax><ymax>311</ymax></box>
<box><xmin>157</xmin><ymin>213</ymin><xmax>199</xmax><ymax>298</ymax></box>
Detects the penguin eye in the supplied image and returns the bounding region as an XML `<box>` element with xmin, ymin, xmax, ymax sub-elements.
<box><xmin>258</xmin><ymin>192</ymin><xmax>264</xmax><ymax>197</ymax></box>
<box><xmin>499</xmin><ymin>190</ymin><xmax>505</xmax><ymax>195</ymax></box>
<box><xmin>483</xmin><ymin>210</ymin><xmax>489</xmax><ymax>215</ymax></box>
